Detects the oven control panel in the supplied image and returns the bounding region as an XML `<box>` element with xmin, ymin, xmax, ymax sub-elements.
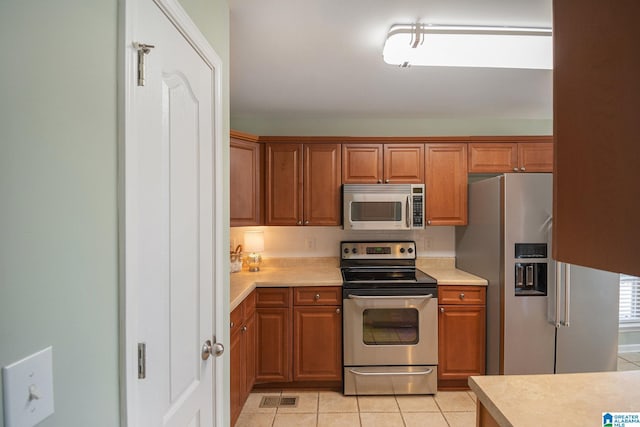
<box><xmin>341</xmin><ymin>241</ymin><xmax>416</xmax><ymax>259</ymax></box>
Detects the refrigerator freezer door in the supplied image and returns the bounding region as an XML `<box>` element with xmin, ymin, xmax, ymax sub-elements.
<box><xmin>555</xmin><ymin>265</ymin><xmax>619</xmax><ymax>373</ymax></box>
<box><xmin>502</xmin><ymin>174</ymin><xmax>556</xmax><ymax>375</ymax></box>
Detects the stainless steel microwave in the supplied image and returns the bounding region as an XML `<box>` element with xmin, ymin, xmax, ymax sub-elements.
<box><xmin>343</xmin><ymin>184</ymin><xmax>425</xmax><ymax>230</ymax></box>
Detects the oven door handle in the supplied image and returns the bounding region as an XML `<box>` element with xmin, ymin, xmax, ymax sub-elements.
<box><xmin>348</xmin><ymin>294</ymin><xmax>433</xmax><ymax>301</ymax></box>
<box><xmin>349</xmin><ymin>368</ymin><xmax>433</xmax><ymax>376</ymax></box>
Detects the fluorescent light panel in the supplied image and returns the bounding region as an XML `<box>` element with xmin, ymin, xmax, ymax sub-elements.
<box><xmin>383</xmin><ymin>24</ymin><xmax>552</xmax><ymax>69</ymax></box>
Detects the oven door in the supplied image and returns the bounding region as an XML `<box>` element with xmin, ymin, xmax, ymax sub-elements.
<box><xmin>343</xmin><ymin>288</ymin><xmax>438</xmax><ymax>366</ymax></box>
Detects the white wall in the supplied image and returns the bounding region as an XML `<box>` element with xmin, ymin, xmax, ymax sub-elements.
<box><xmin>230</xmin><ymin>226</ymin><xmax>455</xmax><ymax>259</ymax></box>
<box><xmin>230</xmin><ymin>116</ymin><xmax>553</xmax><ymax>137</ymax></box>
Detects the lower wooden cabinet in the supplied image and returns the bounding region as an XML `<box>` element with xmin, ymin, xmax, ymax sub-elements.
<box><xmin>255</xmin><ymin>286</ymin><xmax>342</xmax><ymax>387</ymax></box>
<box><xmin>438</xmin><ymin>286</ymin><xmax>486</xmax><ymax>390</ymax></box>
<box><xmin>230</xmin><ymin>291</ymin><xmax>256</xmax><ymax>426</ymax></box>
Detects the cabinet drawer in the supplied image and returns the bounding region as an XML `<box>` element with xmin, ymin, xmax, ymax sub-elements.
<box><xmin>230</xmin><ymin>304</ymin><xmax>244</xmax><ymax>335</ymax></box>
<box><xmin>438</xmin><ymin>286</ymin><xmax>486</xmax><ymax>305</ymax></box>
<box><xmin>256</xmin><ymin>288</ymin><xmax>291</xmax><ymax>308</ymax></box>
<box><xmin>294</xmin><ymin>286</ymin><xmax>342</xmax><ymax>306</ymax></box>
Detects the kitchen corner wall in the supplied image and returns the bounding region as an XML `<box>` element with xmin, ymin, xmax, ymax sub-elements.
<box><xmin>230</xmin><ymin>226</ymin><xmax>455</xmax><ymax>258</ymax></box>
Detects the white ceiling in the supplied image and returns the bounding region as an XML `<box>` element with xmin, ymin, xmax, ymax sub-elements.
<box><xmin>230</xmin><ymin>0</ymin><xmax>553</xmax><ymax>122</ymax></box>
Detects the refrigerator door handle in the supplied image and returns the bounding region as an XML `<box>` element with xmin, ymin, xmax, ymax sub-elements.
<box><xmin>563</xmin><ymin>264</ymin><xmax>571</xmax><ymax>327</ymax></box>
<box><xmin>555</xmin><ymin>261</ymin><xmax>563</xmax><ymax>328</ymax></box>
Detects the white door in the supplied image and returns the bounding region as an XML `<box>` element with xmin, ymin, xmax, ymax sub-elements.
<box><xmin>122</xmin><ymin>0</ymin><xmax>224</xmax><ymax>425</ymax></box>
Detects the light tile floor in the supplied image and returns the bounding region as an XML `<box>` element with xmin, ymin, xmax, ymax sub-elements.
<box><xmin>236</xmin><ymin>390</ymin><xmax>477</xmax><ymax>427</ymax></box>
<box><xmin>237</xmin><ymin>352</ymin><xmax>640</xmax><ymax>427</ymax></box>
<box><xmin>617</xmin><ymin>352</ymin><xmax>640</xmax><ymax>371</ymax></box>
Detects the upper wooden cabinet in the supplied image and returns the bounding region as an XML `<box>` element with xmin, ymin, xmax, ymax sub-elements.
<box><xmin>230</xmin><ymin>132</ymin><xmax>262</xmax><ymax>226</ymax></box>
<box><xmin>425</xmin><ymin>143</ymin><xmax>468</xmax><ymax>226</ymax></box>
<box><xmin>265</xmin><ymin>143</ymin><xmax>341</xmax><ymax>226</ymax></box>
<box><xmin>468</xmin><ymin>140</ymin><xmax>553</xmax><ymax>174</ymax></box>
<box><xmin>552</xmin><ymin>1</ymin><xmax>640</xmax><ymax>276</ymax></box>
<box><xmin>342</xmin><ymin>143</ymin><xmax>424</xmax><ymax>184</ymax></box>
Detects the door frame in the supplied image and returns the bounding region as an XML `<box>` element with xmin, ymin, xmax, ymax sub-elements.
<box><xmin>118</xmin><ymin>0</ymin><xmax>226</xmax><ymax>425</ymax></box>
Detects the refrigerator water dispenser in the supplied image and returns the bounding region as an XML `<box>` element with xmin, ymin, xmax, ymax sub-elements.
<box><xmin>514</xmin><ymin>243</ymin><xmax>548</xmax><ymax>296</ymax></box>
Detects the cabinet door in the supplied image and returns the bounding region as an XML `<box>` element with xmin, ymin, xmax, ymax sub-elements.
<box><xmin>438</xmin><ymin>305</ymin><xmax>486</xmax><ymax>385</ymax></box>
<box><xmin>468</xmin><ymin>143</ymin><xmax>518</xmax><ymax>173</ymax></box>
<box><xmin>518</xmin><ymin>142</ymin><xmax>553</xmax><ymax>172</ymax></box>
<box><xmin>230</xmin><ymin>328</ymin><xmax>244</xmax><ymax>426</ymax></box>
<box><xmin>425</xmin><ymin>144</ymin><xmax>467</xmax><ymax>225</ymax></box>
<box><xmin>255</xmin><ymin>308</ymin><xmax>291</xmax><ymax>382</ymax></box>
<box><xmin>553</xmin><ymin>1</ymin><xmax>640</xmax><ymax>276</ymax></box>
<box><xmin>293</xmin><ymin>306</ymin><xmax>342</xmax><ymax>381</ymax></box>
<box><xmin>304</xmin><ymin>144</ymin><xmax>342</xmax><ymax>225</ymax></box>
<box><xmin>243</xmin><ymin>312</ymin><xmax>256</xmax><ymax>397</ymax></box>
<box><xmin>230</xmin><ymin>138</ymin><xmax>262</xmax><ymax>226</ymax></box>
<box><xmin>384</xmin><ymin>144</ymin><xmax>424</xmax><ymax>183</ymax></box>
<box><xmin>265</xmin><ymin>143</ymin><xmax>302</xmax><ymax>225</ymax></box>
<box><xmin>342</xmin><ymin>144</ymin><xmax>383</xmax><ymax>184</ymax></box>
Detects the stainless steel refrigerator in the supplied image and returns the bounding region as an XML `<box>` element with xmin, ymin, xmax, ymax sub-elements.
<box><xmin>456</xmin><ymin>173</ymin><xmax>619</xmax><ymax>375</ymax></box>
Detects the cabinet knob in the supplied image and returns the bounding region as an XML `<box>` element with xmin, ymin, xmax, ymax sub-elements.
<box><xmin>336</xmin><ymin>308</ymin><xmax>341</xmax><ymax>314</ymax></box>
<box><xmin>242</xmin><ymin>325</ymin><xmax>247</xmax><ymax>332</ymax></box>
<box><xmin>297</xmin><ymin>220</ymin><xmax>302</xmax><ymax>225</ymax></box>
<box><xmin>230</xmin><ymin>321</ymin><xmax>235</xmax><ymax>328</ymax></box>
<box><xmin>459</xmin><ymin>293</ymin><xmax>465</xmax><ymax>300</ymax></box>
<box><xmin>427</xmin><ymin>220</ymin><xmax>431</xmax><ymax>226</ymax></box>
<box><xmin>314</xmin><ymin>293</ymin><xmax>320</xmax><ymax>301</ymax></box>
<box><xmin>513</xmin><ymin>167</ymin><xmax>519</xmax><ymax>172</ymax></box>
<box><xmin>520</xmin><ymin>167</ymin><xmax>526</xmax><ymax>172</ymax></box>
<box><xmin>385</xmin><ymin>179</ymin><xmax>390</xmax><ymax>183</ymax></box>
<box><xmin>377</xmin><ymin>179</ymin><xmax>382</xmax><ymax>184</ymax></box>
<box><xmin>304</xmin><ymin>220</ymin><xmax>309</xmax><ymax>225</ymax></box>
<box><xmin>440</xmin><ymin>307</ymin><xmax>445</xmax><ymax>313</ymax></box>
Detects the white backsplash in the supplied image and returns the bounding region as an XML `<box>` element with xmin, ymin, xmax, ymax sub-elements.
<box><xmin>230</xmin><ymin>226</ymin><xmax>455</xmax><ymax>258</ymax></box>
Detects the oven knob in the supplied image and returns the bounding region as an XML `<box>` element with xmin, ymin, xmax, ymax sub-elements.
<box><xmin>352</xmin><ymin>248</ymin><xmax>358</xmax><ymax>253</ymax></box>
<box><xmin>343</xmin><ymin>248</ymin><xmax>350</xmax><ymax>254</ymax></box>
<box><xmin>400</xmin><ymin>248</ymin><xmax>405</xmax><ymax>253</ymax></box>
<box><xmin>408</xmin><ymin>247</ymin><xmax>414</xmax><ymax>254</ymax></box>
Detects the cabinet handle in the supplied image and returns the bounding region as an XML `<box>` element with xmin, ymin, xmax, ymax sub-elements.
<box><xmin>520</xmin><ymin>167</ymin><xmax>526</xmax><ymax>172</ymax></box>
<box><xmin>459</xmin><ymin>293</ymin><xmax>465</xmax><ymax>300</ymax></box>
<box><xmin>440</xmin><ymin>307</ymin><xmax>445</xmax><ymax>313</ymax></box>
<box><xmin>513</xmin><ymin>167</ymin><xmax>519</xmax><ymax>172</ymax></box>
<box><xmin>336</xmin><ymin>308</ymin><xmax>341</xmax><ymax>314</ymax></box>
<box><xmin>230</xmin><ymin>321</ymin><xmax>235</xmax><ymax>328</ymax></box>
<box><xmin>314</xmin><ymin>293</ymin><xmax>320</xmax><ymax>301</ymax></box>
<box><xmin>242</xmin><ymin>325</ymin><xmax>247</xmax><ymax>332</ymax></box>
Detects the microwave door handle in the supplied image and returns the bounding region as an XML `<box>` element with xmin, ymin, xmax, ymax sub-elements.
<box><xmin>406</xmin><ymin>195</ymin><xmax>412</xmax><ymax>228</ymax></box>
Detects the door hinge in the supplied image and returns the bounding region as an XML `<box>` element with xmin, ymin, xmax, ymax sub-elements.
<box><xmin>133</xmin><ymin>42</ymin><xmax>155</xmax><ymax>87</ymax></box>
<box><xmin>138</xmin><ymin>342</ymin><xmax>146</xmax><ymax>379</ymax></box>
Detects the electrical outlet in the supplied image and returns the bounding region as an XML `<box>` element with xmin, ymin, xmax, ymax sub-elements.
<box><xmin>425</xmin><ymin>237</ymin><xmax>433</xmax><ymax>249</ymax></box>
<box><xmin>304</xmin><ymin>238</ymin><xmax>315</xmax><ymax>250</ymax></box>
<box><xmin>2</xmin><ymin>346</ymin><xmax>55</xmax><ymax>427</ymax></box>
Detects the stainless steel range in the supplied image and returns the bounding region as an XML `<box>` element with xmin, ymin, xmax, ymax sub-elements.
<box><xmin>341</xmin><ymin>241</ymin><xmax>438</xmax><ymax>395</ymax></box>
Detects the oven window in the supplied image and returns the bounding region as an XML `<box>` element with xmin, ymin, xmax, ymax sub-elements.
<box><xmin>351</xmin><ymin>201</ymin><xmax>402</xmax><ymax>222</ymax></box>
<box><xmin>362</xmin><ymin>308</ymin><xmax>419</xmax><ymax>345</ymax></box>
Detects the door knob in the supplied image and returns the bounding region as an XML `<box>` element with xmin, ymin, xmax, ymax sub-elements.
<box><xmin>201</xmin><ymin>340</ymin><xmax>225</xmax><ymax>360</ymax></box>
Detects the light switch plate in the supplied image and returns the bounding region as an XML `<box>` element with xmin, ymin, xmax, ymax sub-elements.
<box><xmin>2</xmin><ymin>347</ymin><xmax>55</xmax><ymax>427</ymax></box>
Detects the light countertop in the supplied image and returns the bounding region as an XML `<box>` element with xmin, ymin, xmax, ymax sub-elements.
<box><xmin>469</xmin><ymin>371</ymin><xmax>640</xmax><ymax>427</ymax></box>
<box><xmin>230</xmin><ymin>257</ymin><xmax>487</xmax><ymax>310</ymax></box>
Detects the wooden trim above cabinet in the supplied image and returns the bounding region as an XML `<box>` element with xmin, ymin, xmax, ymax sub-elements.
<box><xmin>259</xmin><ymin>135</ymin><xmax>552</xmax><ymax>144</ymax></box>
<box><xmin>231</xmin><ymin>129</ymin><xmax>261</xmax><ymax>143</ymax></box>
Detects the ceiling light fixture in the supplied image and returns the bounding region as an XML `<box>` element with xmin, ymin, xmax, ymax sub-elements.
<box><xmin>383</xmin><ymin>24</ymin><xmax>552</xmax><ymax>69</ymax></box>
